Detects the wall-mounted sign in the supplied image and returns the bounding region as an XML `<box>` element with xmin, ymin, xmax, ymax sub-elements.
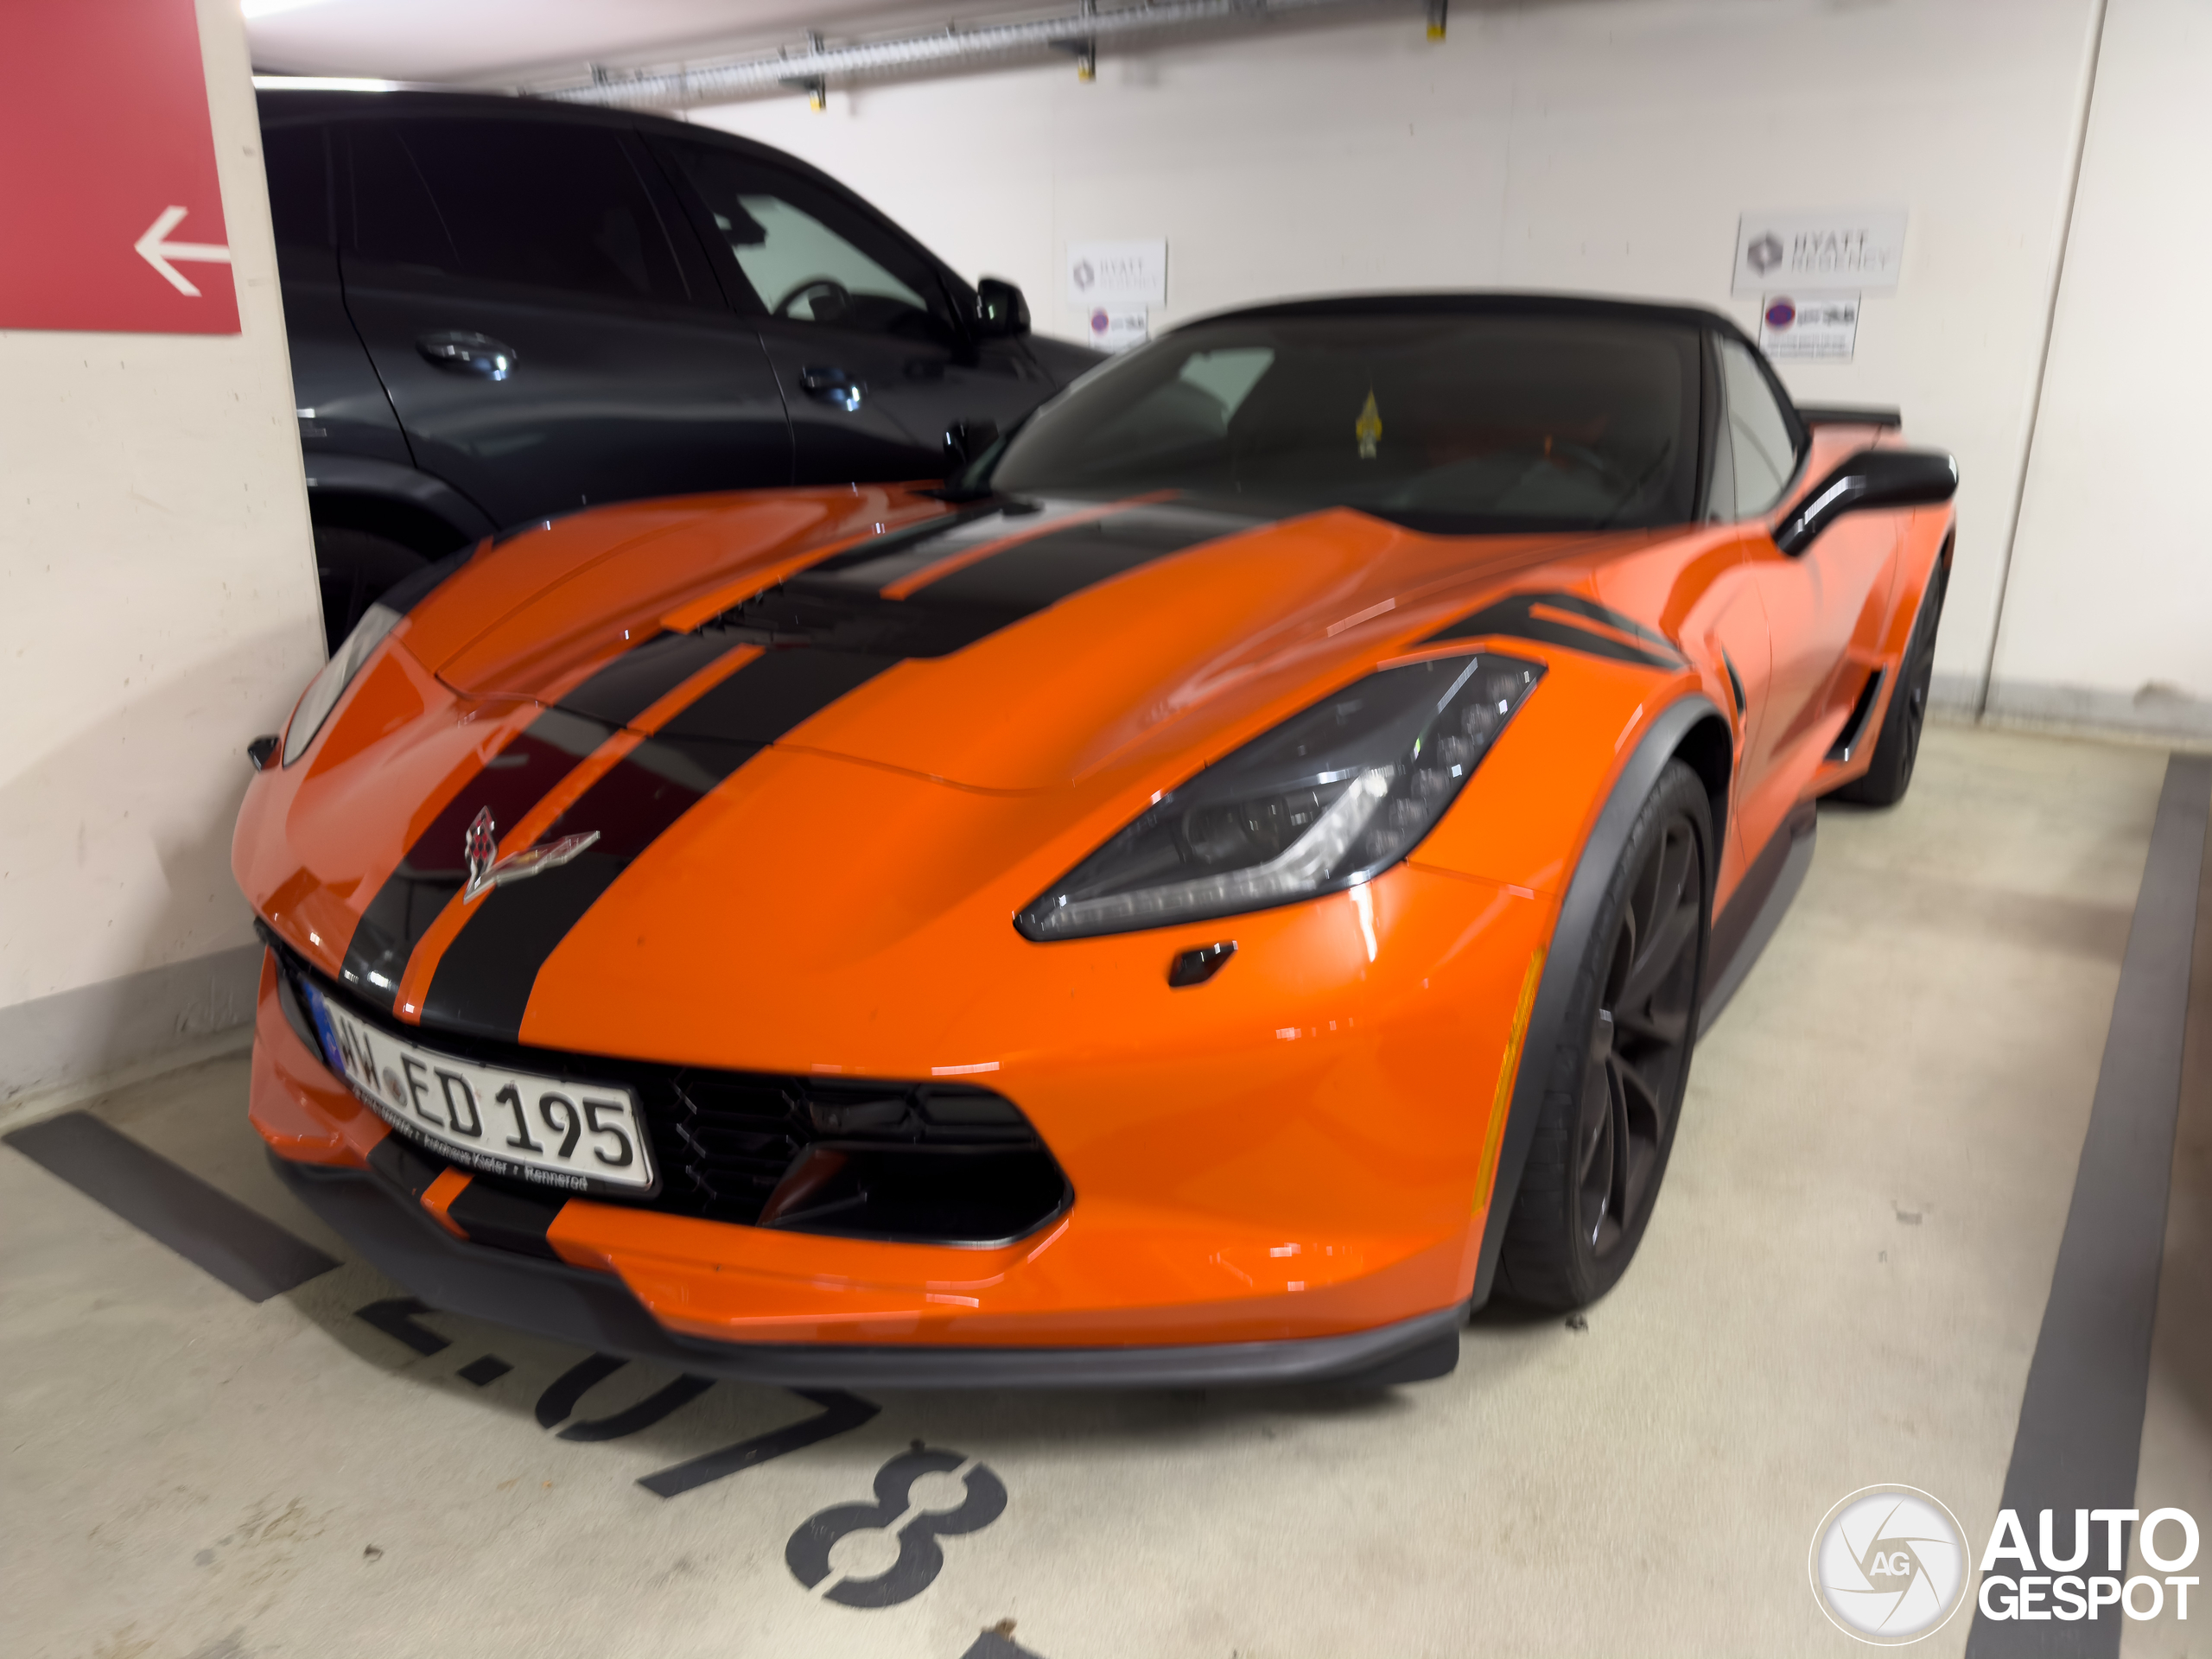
<box><xmin>0</xmin><ymin>0</ymin><xmax>238</xmax><ymax>334</ymax></box>
<box><xmin>1067</xmin><ymin>240</ymin><xmax>1166</xmax><ymax>307</ymax></box>
<box><xmin>1759</xmin><ymin>294</ymin><xmax>1859</xmax><ymax>361</ymax></box>
<box><xmin>1085</xmin><ymin>306</ymin><xmax>1150</xmax><ymax>352</ymax></box>
<box><xmin>1732</xmin><ymin>210</ymin><xmax>1905</xmax><ymax>297</ymax></box>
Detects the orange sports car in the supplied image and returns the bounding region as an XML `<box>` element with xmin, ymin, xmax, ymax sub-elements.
<box><xmin>236</xmin><ymin>295</ymin><xmax>1956</xmax><ymax>1387</ymax></box>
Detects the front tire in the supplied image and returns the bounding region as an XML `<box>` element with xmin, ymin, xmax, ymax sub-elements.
<box><xmin>1495</xmin><ymin>760</ymin><xmax>1712</xmax><ymax>1309</ymax></box>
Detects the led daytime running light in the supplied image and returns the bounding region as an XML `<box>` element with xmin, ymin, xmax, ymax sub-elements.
<box><xmin>1017</xmin><ymin>652</ymin><xmax>1542</xmax><ymax>941</ymax></box>
<box><xmin>1037</xmin><ymin>767</ymin><xmax>1393</xmax><ymax>938</ymax></box>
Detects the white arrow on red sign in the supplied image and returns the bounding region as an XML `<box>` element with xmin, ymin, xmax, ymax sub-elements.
<box><xmin>134</xmin><ymin>205</ymin><xmax>231</xmax><ymax>296</ymax></box>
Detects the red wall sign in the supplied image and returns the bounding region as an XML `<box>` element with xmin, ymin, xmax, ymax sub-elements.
<box><xmin>1</xmin><ymin>0</ymin><xmax>240</xmax><ymax>334</ymax></box>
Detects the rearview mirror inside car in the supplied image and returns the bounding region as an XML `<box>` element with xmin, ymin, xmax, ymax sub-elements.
<box><xmin>1773</xmin><ymin>448</ymin><xmax>1958</xmax><ymax>556</ymax></box>
<box><xmin>974</xmin><ymin>276</ymin><xmax>1031</xmax><ymax>338</ymax></box>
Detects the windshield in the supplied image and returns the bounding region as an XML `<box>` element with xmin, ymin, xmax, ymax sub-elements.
<box><xmin>982</xmin><ymin>309</ymin><xmax>1704</xmax><ymax>533</ymax></box>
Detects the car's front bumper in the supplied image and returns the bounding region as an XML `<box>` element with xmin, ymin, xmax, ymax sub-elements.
<box><xmin>270</xmin><ymin>1152</ymin><xmax>1463</xmax><ymax>1389</ymax></box>
<box><xmin>245</xmin><ymin>853</ymin><xmax>1541</xmax><ymax>1382</ymax></box>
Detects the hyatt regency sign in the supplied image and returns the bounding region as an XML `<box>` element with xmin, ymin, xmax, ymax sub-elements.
<box><xmin>1732</xmin><ymin>209</ymin><xmax>1907</xmax><ymax>296</ymax></box>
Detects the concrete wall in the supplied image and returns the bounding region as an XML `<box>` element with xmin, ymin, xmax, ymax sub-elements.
<box><xmin>0</xmin><ymin>0</ymin><xmax>322</xmax><ymax>1106</ymax></box>
<box><xmin>1987</xmin><ymin>0</ymin><xmax>2212</xmax><ymax>741</ymax></box>
<box><xmin>696</xmin><ymin>0</ymin><xmax>2112</xmax><ymax>720</ymax></box>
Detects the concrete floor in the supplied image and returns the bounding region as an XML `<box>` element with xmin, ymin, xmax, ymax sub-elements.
<box><xmin>3</xmin><ymin>724</ymin><xmax>2201</xmax><ymax>1659</ymax></box>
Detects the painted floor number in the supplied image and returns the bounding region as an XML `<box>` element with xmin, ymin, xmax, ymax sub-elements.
<box><xmin>786</xmin><ymin>1446</ymin><xmax>1007</xmax><ymax>1607</ymax></box>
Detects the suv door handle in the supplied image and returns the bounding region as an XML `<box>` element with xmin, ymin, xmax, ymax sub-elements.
<box><xmin>798</xmin><ymin>365</ymin><xmax>864</xmax><ymax>413</ymax></box>
<box><xmin>416</xmin><ymin>331</ymin><xmax>518</xmax><ymax>380</ymax></box>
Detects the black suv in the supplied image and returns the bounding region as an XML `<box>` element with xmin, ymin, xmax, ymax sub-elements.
<box><xmin>260</xmin><ymin>88</ymin><xmax>1101</xmax><ymax>648</ymax></box>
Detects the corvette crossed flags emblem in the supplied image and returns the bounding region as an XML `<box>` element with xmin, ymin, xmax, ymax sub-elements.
<box><xmin>461</xmin><ymin>807</ymin><xmax>599</xmax><ymax>902</ymax></box>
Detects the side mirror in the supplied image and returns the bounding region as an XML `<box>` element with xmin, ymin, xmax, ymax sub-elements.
<box><xmin>973</xmin><ymin>276</ymin><xmax>1031</xmax><ymax>339</ymax></box>
<box><xmin>943</xmin><ymin>417</ymin><xmax>1000</xmax><ymax>471</ymax></box>
<box><xmin>1772</xmin><ymin>447</ymin><xmax>1957</xmax><ymax>556</ymax></box>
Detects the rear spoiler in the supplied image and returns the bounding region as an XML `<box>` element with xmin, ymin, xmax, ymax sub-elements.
<box><xmin>1796</xmin><ymin>404</ymin><xmax>1902</xmax><ymax>429</ymax></box>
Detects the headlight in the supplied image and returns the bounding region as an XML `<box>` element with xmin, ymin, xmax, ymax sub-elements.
<box><xmin>1016</xmin><ymin>652</ymin><xmax>1542</xmax><ymax>940</ymax></box>
<box><xmin>282</xmin><ymin>602</ymin><xmax>402</xmax><ymax>766</ymax></box>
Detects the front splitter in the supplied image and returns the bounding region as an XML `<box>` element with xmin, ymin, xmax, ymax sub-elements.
<box><xmin>271</xmin><ymin>1154</ymin><xmax>1464</xmax><ymax>1389</ymax></box>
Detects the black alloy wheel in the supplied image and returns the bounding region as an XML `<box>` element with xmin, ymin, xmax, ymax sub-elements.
<box><xmin>1575</xmin><ymin>811</ymin><xmax>1702</xmax><ymax>1261</ymax></box>
<box><xmin>1497</xmin><ymin>760</ymin><xmax>1712</xmax><ymax>1309</ymax></box>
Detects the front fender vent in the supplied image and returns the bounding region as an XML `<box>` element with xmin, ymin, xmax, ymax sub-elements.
<box><xmin>1827</xmin><ymin>667</ymin><xmax>1886</xmax><ymax>764</ymax></box>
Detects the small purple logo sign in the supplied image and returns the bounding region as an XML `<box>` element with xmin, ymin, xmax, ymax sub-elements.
<box><xmin>1764</xmin><ymin>299</ymin><xmax>1797</xmax><ymax>330</ymax></box>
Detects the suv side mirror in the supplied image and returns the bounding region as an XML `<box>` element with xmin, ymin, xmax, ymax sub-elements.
<box><xmin>974</xmin><ymin>276</ymin><xmax>1031</xmax><ymax>339</ymax></box>
<box><xmin>1773</xmin><ymin>448</ymin><xmax>1957</xmax><ymax>556</ymax></box>
<box><xmin>943</xmin><ymin>417</ymin><xmax>1000</xmax><ymax>470</ymax></box>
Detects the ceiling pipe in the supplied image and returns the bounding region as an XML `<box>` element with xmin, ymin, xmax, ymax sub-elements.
<box><xmin>542</xmin><ymin>0</ymin><xmax>1408</xmax><ymax>111</ymax></box>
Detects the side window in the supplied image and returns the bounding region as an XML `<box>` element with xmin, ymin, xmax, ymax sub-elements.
<box><xmin>345</xmin><ymin>123</ymin><xmax>460</xmax><ymax>272</ymax></box>
<box><xmin>1718</xmin><ymin>338</ymin><xmax>1799</xmax><ymax>517</ymax></box>
<box><xmin>664</xmin><ymin>143</ymin><xmax>949</xmax><ymax>339</ymax></box>
<box><xmin>346</xmin><ymin>119</ymin><xmax>689</xmax><ymax>304</ymax></box>
<box><xmin>263</xmin><ymin>125</ymin><xmax>329</xmax><ymax>249</ymax></box>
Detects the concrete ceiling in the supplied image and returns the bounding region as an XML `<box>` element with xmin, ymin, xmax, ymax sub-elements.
<box><xmin>244</xmin><ymin>0</ymin><xmax>1026</xmax><ymax>87</ymax></box>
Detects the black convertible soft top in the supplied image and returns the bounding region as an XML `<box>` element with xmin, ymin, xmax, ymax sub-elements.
<box><xmin>1182</xmin><ymin>293</ymin><xmax>1899</xmax><ymax>433</ymax></box>
<box><xmin>1183</xmin><ymin>289</ymin><xmax>1749</xmax><ymax>344</ymax></box>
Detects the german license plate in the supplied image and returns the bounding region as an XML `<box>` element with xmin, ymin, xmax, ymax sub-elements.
<box><xmin>302</xmin><ymin>983</ymin><xmax>655</xmax><ymax>1194</ymax></box>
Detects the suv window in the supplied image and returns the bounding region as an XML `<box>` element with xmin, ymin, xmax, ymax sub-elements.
<box><xmin>346</xmin><ymin>123</ymin><xmax>455</xmax><ymax>270</ymax></box>
<box><xmin>1718</xmin><ymin>337</ymin><xmax>1799</xmax><ymax>517</ymax></box>
<box><xmin>264</xmin><ymin>125</ymin><xmax>329</xmax><ymax>249</ymax></box>
<box><xmin>344</xmin><ymin>119</ymin><xmax>689</xmax><ymax>304</ymax></box>
<box><xmin>664</xmin><ymin>143</ymin><xmax>949</xmax><ymax>339</ymax></box>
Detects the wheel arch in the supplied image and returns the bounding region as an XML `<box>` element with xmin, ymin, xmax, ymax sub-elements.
<box><xmin>301</xmin><ymin>454</ymin><xmax>495</xmax><ymax>556</ymax></box>
<box><xmin>1468</xmin><ymin>692</ymin><xmax>1726</xmax><ymax>1310</ymax></box>
<box><xmin>308</xmin><ymin>491</ymin><xmax>472</xmax><ymax>559</ymax></box>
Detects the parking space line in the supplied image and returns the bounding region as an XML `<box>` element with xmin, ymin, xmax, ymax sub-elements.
<box><xmin>3</xmin><ymin>1109</ymin><xmax>338</xmax><ymax>1301</ymax></box>
<box><xmin>1966</xmin><ymin>754</ymin><xmax>2212</xmax><ymax>1658</ymax></box>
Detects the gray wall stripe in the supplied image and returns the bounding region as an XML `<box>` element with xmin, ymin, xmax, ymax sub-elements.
<box><xmin>0</xmin><ymin>942</ymin><xmax>260</xmax><ymax>1109</ymax></box>
<box><xmin>1965</xmin><ymin>754</ymin><xmax>2212</xmax><ymax>1656</ymax></box>
<box><xmin>4</xmin><ymin>1110</ymin><xmax>338</xmax><ymax>1302</ymax></box>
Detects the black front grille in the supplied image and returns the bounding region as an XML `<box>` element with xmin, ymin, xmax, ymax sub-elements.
<box><xmin>269</xmin><ymin>938</ymin><xmax>1070</xmax><ymax>1247</ymax></box>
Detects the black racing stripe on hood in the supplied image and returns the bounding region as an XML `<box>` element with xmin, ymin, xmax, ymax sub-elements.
<box><xmin>557</xmin><ymin>632</ymin><xmax>747</xmax><ymax>728</ymax></box>
<box><xmin>549</xmin><ymin>505</ymin><xmax>1010</xmax><ymax>730</ymax></box>
<box><xmin>417</xmin><ymin>500</ymin><xmax>1258</xmax><ymax>1040</ymax></box>
<box><xmin>803</xmin><ymin>499</ymin><xmax>1020</xmax><ymax>576</ymax></box>
<box><xmin>658</xmin><ymin>649</ymin><xmax>901</xmax><ymax>747</ymax></box>
<box><xmin>1427</xmin><ymin>591</ymin><xmax>1686</xmax><ymax>671</ymax></box>
<box><xmin>421</xmin><ymin>734</ymin><xmax>761</xmax><ymax>1039</ymax></box>
<box><xmin>547</xmin><ymin>503</ymin><xmax>1069</xmax><ymax>730</ymax></box>
<box><xmin>422</xmin><ymin>648</ymin><xmax>899</xmax><ymax>1038</ymax></box>
<box><xmin>340</xmin><ymin>709</ymin><xmax>611</xmax><ymax>1013</ymax></box>
<box><xmin>918</xmin><ymin>505</ymin><xmax>1244</xmax><ymax>613</ymax></box>
<box><xmin>692</xmin><ymin>502</ymin><xmax>1254</xmax><ymax>670</ymax></box>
